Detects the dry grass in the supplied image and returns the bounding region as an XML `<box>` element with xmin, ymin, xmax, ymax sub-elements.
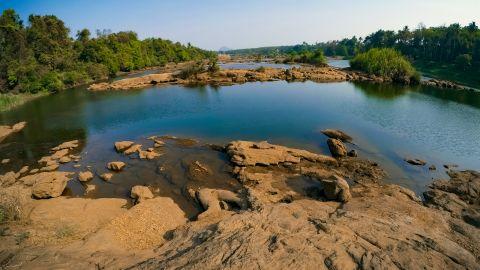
<box><xmin>0</xmin><ymin>186</ymin><xmax>30</xmax><ymax>224</ymax></box>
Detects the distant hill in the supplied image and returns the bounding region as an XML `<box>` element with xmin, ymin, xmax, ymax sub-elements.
<box><xmin>218</xmin><ymin>46</ymin><xmax>232</xmax><ymax>52</ymax></box>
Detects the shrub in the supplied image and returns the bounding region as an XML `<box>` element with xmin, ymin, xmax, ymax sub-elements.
<box><xmin>178</xmin><ymin>61</ymin><xmax>205</xmax><ymax>79</ymax></box>
<box><xmin>207</xmin><ymin>59</ymin><xmax>220</xmax><ymax>73</ymax></box>
<box><xmin>350</xmin><ymin>48</ymin><xmax>420</xmax><ymax>84</ymax></box>
<box><xmin>256</xmin><ymin>66</ymin><xmax>266</xmax><ymax>72</ymax></box>
<box><xmin>40</xmin><ymin>72</ymin><xmax>64</xmax><ymax>92</ymax></box>
<box><xmin>455</xmin><ymin>54</ymin><xmax>472</xmax><ymax>70</ymax></box>
<box><xmin>0</xmin><ymin>187</ymin><xmax>29</xmax><ymax>224</ymax></box>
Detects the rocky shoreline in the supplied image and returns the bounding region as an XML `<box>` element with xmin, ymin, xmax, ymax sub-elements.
<box><xmin>0</xmin><ymin>129</ymin><xmax>478</xmax><ymax>269</ymax></box>
<box><xmin>87</xmin><ymin>64</ymin><xmax>478</xmax><ymax>93</ymax></box>
<box><xmin>87</xmin><ymin>66</ymin><xmax>397</xmax><ymax>91</ymax></box>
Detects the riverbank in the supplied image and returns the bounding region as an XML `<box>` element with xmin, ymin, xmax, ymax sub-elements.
<box><xmin>0</xmin><ymin>92</ymin><xmax>49</xmax><ymax>112</ymax></box>
<box><xmin>0</xmin><ymin>130</ymin><xmax>478</xmax><ymax>269</ymax></box>
<box><xmin>414</xmin><ymin>60</ymin><xmax>480</xmax><ymax>90</ymax></box>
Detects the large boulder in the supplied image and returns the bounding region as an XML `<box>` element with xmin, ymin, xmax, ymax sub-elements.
<box><xmin>131</xmin><ymin>186</ymin><xmax>154</xmax><ymax>203</ymax></box>
<box><xmin>31</xmin><ymin>172</ymin><xmax>73</xmax><ymax>199</ymax></box>
<box><xmin>327</xmin><ymin>138</ymin><xmax>347</xmax><ymax>158</ymax></box>
<box><xmin>321</xmin><ymin>129</ymin><xmax>353</xmax><ymax>142</ymax></box>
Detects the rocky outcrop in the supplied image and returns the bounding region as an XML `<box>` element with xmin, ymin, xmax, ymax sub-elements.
<box><xmin>0</xmin><ymin>121</ymin><xmax>26</xmax><ymax>143</ymax></box>
<box><xmin>131</xmin><ymin>186</ymin><xmax>154</xmax><ymax>203</ymax></box>
<box><xmin>30</xmin><ymin>172</ymin><xmax>73</xmax><ymax>199</ymax></box>
<box><xmin>327</xmin><ymin>138</ymin><xmax>348</xmax><ymax>158</ymax></box>
<box><xmin>88</xmin><ymin>73</ymin><xmax>174</xmax><ymax>91</ymax></box>
<box><xmin>424</xmin><ymin>170</ymin><xmax>480</xmax><ymax>227</ymax></box>
<box><xmin>132</xmin><ymin>184</ymin><xmax>479</xmax><ymax>270</ymax></box>
<box><xmin>87</xmin><ymin>66</ymin><xmax>353</xmax><ymax>91</ymax></box>
<box><xmin>226</xmin><ymin>140</ymin><xmax>336</xmax><ymax>167</ymax></box>
<box><xmin>422</xmin><ymin>79</ymin><xmax>476</xmax><ymax>91</ymax></box>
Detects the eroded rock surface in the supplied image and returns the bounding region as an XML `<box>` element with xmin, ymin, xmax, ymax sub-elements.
<box><xmin>424</xmin><ymin>170</ymin><xmax>480</xmax><ymax>228</ymax></box>
<box><xmin>133</xmin><ymin>184</ymin><xmax>479</xmax><ymax>270</ymax></box>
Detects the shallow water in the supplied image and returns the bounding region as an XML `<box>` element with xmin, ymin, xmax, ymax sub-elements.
<box><xmin>1</xmin><ymin>79</ymin><xmax>480</xmax><ymax>195</ymax></box>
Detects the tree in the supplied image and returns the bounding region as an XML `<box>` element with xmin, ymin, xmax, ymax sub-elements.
<box><xmin>76</xmin><ymin>28</ymin><xmax>91</xmax><ymax>43</ymax></box>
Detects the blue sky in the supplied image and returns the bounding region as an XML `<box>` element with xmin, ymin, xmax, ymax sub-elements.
<box><xmin>1</xmin><ymin>0</ymin><xmax>479</xmax><ymax>50</ymax></box>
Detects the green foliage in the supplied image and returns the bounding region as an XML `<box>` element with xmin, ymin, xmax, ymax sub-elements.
<box><xmin>350</xmin><ymin>48</ymin><xmax>420</xmax><ymax>84</ymax></box>
<box><xmin>284</xmin><ymin>48</ymin><xmax>326</xmax><ymax>65</ymax></box>
<box><xmin>0</xmin><ymin>9</ymin><xmax>214</xmax><ymax>94</ymax></box>
<box><xmin>178</xmin><ymin>61</ymin><xmax>206</xmax><ymax>79</ymax></box>
<box><xmin>207</xmin><ymin>59</ymin><xmax>220</xmax><ymax>73</ymax></box>
<box><xmin>455</xmin><ymin>54</ymin><xmax>472</xmax><ymax>70</ymax></box>
<box><xmin>256</xmin><ymin>66</ymin><xmax>266</xmax><ymax>72</ymax></box>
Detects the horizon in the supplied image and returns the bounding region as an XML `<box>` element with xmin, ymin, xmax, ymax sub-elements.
<box><xmin>1</xmin><ymin>0</ymin><xmax>480</xmax><ymax>50</ymax></box>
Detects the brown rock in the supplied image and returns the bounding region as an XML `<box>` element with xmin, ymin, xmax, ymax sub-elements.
<box><xmin>107</xmin><ymin>162</ymin><xmax>126</xmax><ymax>171</ymax></box>
<box><xmin>327</xmin><ymin>138</ymin><xmax>347</xmax><ymax>158</ymax></box>
<box><xmin>405</xmin><ymin>158</ymin><xmax>427</xmax><ymax>166</ymax></box>
<box><xmin>1</xmin><ymin>158</ymin><xmax>10</xmax><ymax>164</ymax></box>
<box><xmin>114</xmin><ymin>141</ymin><xmax>134</xmax><ymax>152</ymax></box>
<box><xmin>226</xmin><ymin>140</ymin><xmax>336</xmax><ymax>166</ymax></box>
<box><xmin>130</xmin><ymin>186</ymin><xmax>154</xmax><ymax>203</ymax></box>
<box><xmin>78</xmin><ymin>171</ymin><xmax>94</xmax><ymax>182</ymax></box>
<box><xmin>100</xmin><ymin>173</ymin><xmax>113</xmax><ymax>181</ymax></box>
<box><xmin>321</xmin><ymin>175</ymin><xmax>351</xmax><ymax>202</ymax></box>
<box><xmin>31</xmin><ymin>172</ymin><xmax>73</xmax><ymax>199</ymax></box>
<box><xmin>321</xmin><ymin>129</ymin><xmax>353</xmax><ymax>142</ymax></box>
<box><xmin>51</xmin><ymin>140</ymin><xmax>79</xmax><ymax>151</ymax></box>
<box><xmin>124</xmin><ymin>144</ymin><xmax>142</xmax><ymax>155</ymax></box>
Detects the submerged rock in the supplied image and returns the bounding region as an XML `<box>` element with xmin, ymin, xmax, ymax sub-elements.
<box><xmin>100</xmin><ymin>173</ymin><xmax>113</xmax><ymax>181</ymax></box>
<box><xmin>321</xmin><ymin>129</ymin><xmax>353</xmax><ymax>143</ymax></box>
<box><xmin>78</xmin><ymin>171</ymin><xmax>94</xmax><ymax>182</ymax></box>
<box><xmin>405</xmin><ymin>158</ymin><xmax>427</xmax><ymax>166</ymax></box>
<box><xmin>196</xmin><ymin>188</ymin><xmax>246</xmax><ymax>218</ymax></box>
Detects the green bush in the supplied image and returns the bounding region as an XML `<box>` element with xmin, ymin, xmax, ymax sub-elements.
<box><xmin>41</xmin><ymin>72</ymin><xmax>64</xmax><ymax>92</ymax></box>
<box><xmin>350</xmin><ymin>48</ymin><xmax>420</xmax><ymax>84</ymax></box>
<box><xmin>455</xmin><ymin>54</ymin><xmax>472</xmax><ymax>70</ymax></box>
<box><xmin>178</xmin><ymin>62</ymin><xmax>205</xmax><ymax>79</ymax></box>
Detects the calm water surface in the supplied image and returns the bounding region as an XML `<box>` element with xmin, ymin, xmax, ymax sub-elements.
<box><xmin>1</xmin><ymin>79</ymin><xmax>480</xmax><ymax>194</ymax></box>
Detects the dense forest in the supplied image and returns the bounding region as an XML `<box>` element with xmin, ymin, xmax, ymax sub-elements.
<box><xmin>0</xmin><ymin>9</ymin><xmax>214</xmax><ymax>93</ymax></box>
<box><xmin>228</xmin><ymin>22</ymin><xmax>480</xmax><ymax>86</ymax></box>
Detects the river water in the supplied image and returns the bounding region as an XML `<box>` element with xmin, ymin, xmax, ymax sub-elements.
<box><xmin>1</xmin><ymin>67</ymin><xmax>480</xmax><ymax>196</ymax></box>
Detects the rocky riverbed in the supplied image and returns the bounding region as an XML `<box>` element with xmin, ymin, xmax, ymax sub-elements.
<box><xmin>0</xmin><ymin>128</ymin><xmax>479</xmax><ymax>269</ymax></box>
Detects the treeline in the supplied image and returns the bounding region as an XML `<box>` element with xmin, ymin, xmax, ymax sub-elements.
<box><xmin>0</xmin><ymin>9</ymin><xmax>214</xmax><ymax>93</ymax></box>
<box><xmin>228</xmin><ymin>22</ymin><xmax>480</xmax><ymax>70</ymax></box>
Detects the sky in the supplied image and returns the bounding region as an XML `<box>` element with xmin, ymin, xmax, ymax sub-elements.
<box><xmin>1</xmin><ymin>0</ymin><xmax>479</xmax><ymax>50</ymax></box>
